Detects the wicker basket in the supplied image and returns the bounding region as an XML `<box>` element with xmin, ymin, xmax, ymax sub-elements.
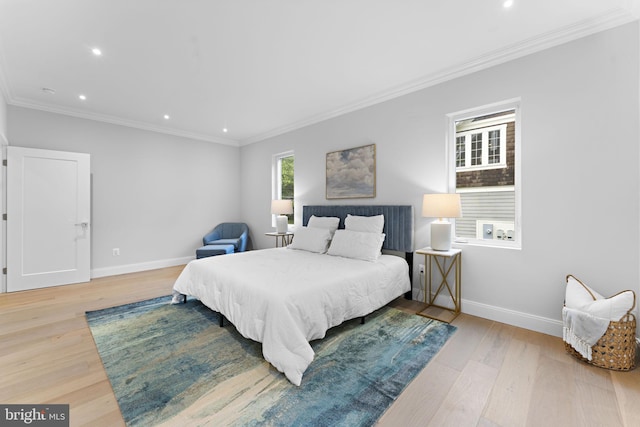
<box><xmin>564</xmin><ymin>312</ymin><xmax>636</xmax><ymax>371</ymax></box>
<box><xmin>564</xmin><ymin>275</ymin><xmax>637</xmax><ymax>371</ymax></box>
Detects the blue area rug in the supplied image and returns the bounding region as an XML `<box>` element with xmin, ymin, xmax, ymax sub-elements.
<box><xmin>87</xmin><ymin>297</ymin><xmax>456</xmax><ymax>426</ymax></box>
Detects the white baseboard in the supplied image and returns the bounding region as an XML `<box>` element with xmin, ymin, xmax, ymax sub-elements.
<box><xmin>420</xmin><ymin>290</ymin><xmax>563</xmax><ymax>338</ymax></box>
<box><xmin>91</xmin><ymin>256</ymin><xmax>194</xmax><ymax>279</ymax></box>
<box><xmin>462</xmin><ymin>298</ymin><xmax>563</xmax><ymax>338</ymax></box>
<box><xmin>421</xmin><ymin>290</ymin><xmax>640</xmax><ymax>341</ymax></box>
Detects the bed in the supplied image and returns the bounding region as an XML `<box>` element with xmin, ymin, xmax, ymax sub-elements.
<box><xmin>171</xmin><ymin>205</ymin><xmax>414</xmax><ymax>385</ymax></box>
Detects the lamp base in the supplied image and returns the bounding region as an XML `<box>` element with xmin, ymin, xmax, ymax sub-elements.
<box><xmin>276</xmin><ymin>215</ymin><xmax>289</xmax><ymax>234</ymax></box>
<box><xmin>431</xmin><ymin>221</ymin><xmax>452</xmax><ymax>251</ymax></box>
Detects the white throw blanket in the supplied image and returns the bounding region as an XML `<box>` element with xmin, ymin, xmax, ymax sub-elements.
<box><xmin>562</xmin><ymin>306</ymin><xmax>609</xmax><ymax>360</ymax></box>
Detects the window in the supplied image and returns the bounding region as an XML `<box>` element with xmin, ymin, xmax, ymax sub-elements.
<box><xmin>273</xmin><ymin>151</ymin><xmax>294</xmax><ymax>224</ymax></box>
<box><xmin>448</xmin><ymin>101</ymin><xmax>520</xmax><ymax>248</ymax></box>
<box><xmin>456</xmin><ymin>124</ymin><xmax>507</xmax><ymax>171</ymax></box>
<box><xmin>456</xmin><ymin>136</ymin><xmax>466</xmax><ymax>168</ymax></box>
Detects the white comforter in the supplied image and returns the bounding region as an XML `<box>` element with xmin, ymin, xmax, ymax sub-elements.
<box><xmin>172</xmin><ymin>247</ymin><xmax>410</xmax><ymax>386</ymax></box>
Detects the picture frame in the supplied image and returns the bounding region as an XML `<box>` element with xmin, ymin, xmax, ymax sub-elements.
<box><xmin>326</xmin><ymin>144</ymin><xmax>376</xmax><ymax>199</ymax></box>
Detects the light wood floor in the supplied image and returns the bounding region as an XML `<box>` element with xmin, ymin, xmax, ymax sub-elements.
<box><xmin>1</xmin><ymin>266</ymin><xmax>639</xmax><ymax>427</ymax></box>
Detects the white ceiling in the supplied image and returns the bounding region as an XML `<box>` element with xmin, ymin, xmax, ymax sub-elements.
<box><xmin>0</xmin><ymin>1</ymin><xmax>637</xmax><ymax>146</ymax></box>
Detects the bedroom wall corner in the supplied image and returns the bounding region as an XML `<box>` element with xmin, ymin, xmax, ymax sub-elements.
<box><xmin>6</xmin><ymin>106</ymin><xmax>242</xmax><ymax>277</ymax></box>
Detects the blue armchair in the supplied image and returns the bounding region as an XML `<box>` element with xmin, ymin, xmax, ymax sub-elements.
<box><xmin>202</xmin><ymin>222</ymin><xmax>249</xmax><ymax>253</ymax></box>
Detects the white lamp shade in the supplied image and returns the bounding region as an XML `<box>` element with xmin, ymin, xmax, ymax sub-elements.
<box><xmin>422</xmin><ymin>193</ymin><xmax>461</xmax><ymax>219</ymax></box>
<box><xmin>271</xmin><ymin>199</ymin><xmax>293</xmax><ymax>215</ymax></box>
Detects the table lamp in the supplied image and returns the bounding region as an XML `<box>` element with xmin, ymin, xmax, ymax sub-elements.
<box><xmin>271</xmin><ymin>199</ymin><xmax>293</xmax><ymax>234</ymax></box>
<box><xmin>422</xmin><ymin>193</ymin><xmax>462</xmax><ymax>251</ymax></box>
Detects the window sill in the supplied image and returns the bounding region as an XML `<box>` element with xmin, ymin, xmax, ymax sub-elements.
<box><xmin>453</xmin><ymin>238</ymin><xmax>521</xmax><ymax>250</ymax></box>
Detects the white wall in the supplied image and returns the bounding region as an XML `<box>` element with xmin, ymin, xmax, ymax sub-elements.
<box><xmin>240</xmin><ymin>22</ymin><xmax>640</xmax><ymax>336</ymax></box>
<box><xmin>0</xmin><ymin>89</ymin><xmax>7</xmax><ymax>144</ymax></box>
<box><xmin>7</xmin><ymin>107</ymin><xmax>241</xmax><ymax>277</ymax></box>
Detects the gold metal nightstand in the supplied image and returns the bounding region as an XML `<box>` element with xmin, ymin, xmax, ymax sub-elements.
<box><xmin>416</xmin><ymin>247</ymin><xmax>462</xmax><ymax>323</ymax></box>
<box><xmin>265</xmin><ymin>232</ymin><xmax>293</xmax><ymax>247</ymax></box>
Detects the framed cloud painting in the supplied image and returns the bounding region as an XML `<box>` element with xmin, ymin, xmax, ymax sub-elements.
<box><xmin>326</xmin><ymin>144</ymin><xmax>376</xmax><ymax>199</ymax></box>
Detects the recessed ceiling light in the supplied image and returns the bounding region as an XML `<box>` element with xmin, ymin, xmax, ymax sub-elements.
<box><xmin>223</xmin><ymin>127</ymin><xmax>228</xmax><ymax>133</ymax></box>
<box><xmin>78</xmin><ymin>94</ymin><xmax>87</xmax><ymax>100</ymax></box>
<box><xmin>503</xmin><ymin>0</ymin><xmax>514</xmax><ymax>8</ymax></box>
<box><xmin>163</xmin><ymin>114</ymin><xmax>170</xmax><ymax>120</ymax></box>
<box><xmin>92</xmin><ymin>47</ymin><xmax>102</xmax><ymax>56</ymax></box>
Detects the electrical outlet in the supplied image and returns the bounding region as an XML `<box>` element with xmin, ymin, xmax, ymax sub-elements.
<box><xmin>419</xmin><ymin>264</ymin><xmax>425</xmax><ymax>274</ymax></box>
<box><xmin>112</xmin><ymin>248</ymin><xmax>120</xmax><ymax>256</ymax></box>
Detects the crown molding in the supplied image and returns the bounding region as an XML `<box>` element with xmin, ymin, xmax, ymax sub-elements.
<box><xmin>7</xmin><ymin>98</ymin><xmax>240</xmax><ymax>147</ymax></box>
<box><xmin>0</xmin><ymin>39</ymin><xmax>12</xmax><ymax>108</ymax></box>
<box><xmin>240</xmin><ymin>7</ymin><xmax>637</xmax><ymax>146</ymax></box>
<box><xmin>0</xmin><ymin>7</ymin><xmax>636</xmax><ymax>148</ymax></box>
<box><xmin>0</xmin><ymin>51</ymin><xmax>240</xmax><ymax>146</ymax></box>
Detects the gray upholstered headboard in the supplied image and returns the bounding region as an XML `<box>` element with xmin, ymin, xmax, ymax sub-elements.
<box><xmin>302</xmin><ymin>205</ymin><xmax>414</xmax><ymax>253</ymax></box>
<box><xmin>302</xmin><ymin>205</ymin><xmax>414</xmax><ymax>299</ymax></box>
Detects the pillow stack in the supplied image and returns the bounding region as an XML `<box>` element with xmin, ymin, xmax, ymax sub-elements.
<box><xmin>327</xmin><ymin>214</ymin><xmax>386</xmax><ymax>261</ymax></box>
<box><xmin>287</xmin><ymin>215</ymin><xmax>338</xmax><ymax>253</ymax></box>
<box><xmin>287</xmin><ymin>214</ymin><xmax>387</xmax><ymax>261</ymax></box>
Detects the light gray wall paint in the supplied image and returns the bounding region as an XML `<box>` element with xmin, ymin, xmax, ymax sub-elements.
<box><xmin>240</xmin><ymin>22</ymin><xmax>639</xmax><ymax>334</ymax></box>
<box><xmin>0</xmin><ymin>89</ymin><xmax>7</xmax><ymax>144</ymax></box>
<box><xmin>7</xmin><ymin>107</ymin><xmax>241</xmax><ymax>276</ymax></box>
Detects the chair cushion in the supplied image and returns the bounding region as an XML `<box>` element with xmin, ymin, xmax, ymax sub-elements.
<box><xmin>196</xmin><ymin>244</ymin><xmax>235</xmax><ymax>259</ymax></box>
<box><xmin>205</xmin><ymin>238</ymin><xmax>241</xmax><ymax>249</ymax></box>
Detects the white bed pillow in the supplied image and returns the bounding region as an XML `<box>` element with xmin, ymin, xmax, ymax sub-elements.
<box><xmin>307</xmin><ymin>215</ymin><xmax>340</xmax><ymax>235</ymax></box>
<box><xmin>344</xmin><ymin>214</ymin><xmax>384</xmax><ymax>234</ymax></box>
<box><xmin>327</xmin><ymin>229</ymin><xmax>386</xmax><ymax>261</ymax></box>
<box><xmin>565</xmin><ymin>275</ymin><xmax>635</xmax><ymax>321</ymax></box>
<box><xmin>288</xmin><ymin>226</ymin><xmax>333</xmax><ymax>253</ymax></box>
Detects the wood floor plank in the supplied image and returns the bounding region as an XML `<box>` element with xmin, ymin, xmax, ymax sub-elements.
<box><xmin>72</xmin><ymin>390</ymin><xmax>124</xmax><ymax>427</ymax></box>
<box><xmin>377</xmin><ymin>359</ymin><xmax>459</xmax><ymax>426</ymax></box>
<box><xmin>526</xmin><ymin>354</ymin><xmax>577</xmax><ymax>426</ymax></box>
<box><xmin>73</xmin><ymin>406</ymin><xmax>125</xmax><ymax>427</ymax></box>
<box><xmin>432</xmin><ymin>313</ymin><xmax>493</xmax><ymax>372</ymax></box>
<box><xmin>470</xmin><ymin>321</ymin><xmax>517</xmax><ymax>370</ymax></box>
<box><xmin>2</xmin><ymin>349</ymin><xmax>97</xmax><ymax>401</ymax></box>
<box><xmin>611</xmin><ymin>368</ymin><xmax>640</xmax><ymax>427</ymax></box>
<box><xmin>481</xmin><ymin>337</ymin><xmax>541</xmax><ymax>426</ymax></box>
<box><xmin>0</xmin><ymin>320</ymin><xmax>89</xmax><ymax>364</ymax></box>
<box><xmin>572</xmin><ymin>357</ymin><xmax>617</xmax><ymax>392</ymax></box>
<box><xmin>427</xmin><ymin>360</ymin><xmax>498</xmax><ymax>427</ymax></box>
<box><xmin>573</xmin><ymin>379</ymin><xmax>623</xmax><ymax>426</ymax></box>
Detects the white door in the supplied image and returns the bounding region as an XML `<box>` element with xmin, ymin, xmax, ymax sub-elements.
<box><xmin>6</xmin><ymin>147</ymin><xmax>91</xmax><ymax>292</ymax></box>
